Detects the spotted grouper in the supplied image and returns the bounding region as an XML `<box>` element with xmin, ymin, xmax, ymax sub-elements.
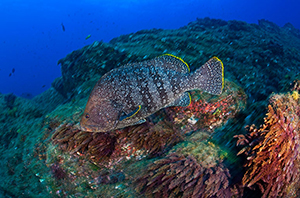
<box><xmin>80</xmin><ymin>54</ymin><xmax>224</xmax><ymax>132</ymax></box>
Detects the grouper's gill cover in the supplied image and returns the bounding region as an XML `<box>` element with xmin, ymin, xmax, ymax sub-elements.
<box><xmin>80</xmin><ymin>54</ymin><xmax>224</xmax><ymax>132</ymax></box>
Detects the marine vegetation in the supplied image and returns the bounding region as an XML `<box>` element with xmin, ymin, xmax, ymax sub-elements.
<box><xmin>52</xmin><ymin>123</ymin><xmax>117</xmax><ymax>164</ymax></box>
<box><xmin>235</xmin><ymin>91</ymin><xmax>300</xmax><ymax>197</ymax></box>
<box><xmin>52</xmin><ymin>119</ymin><xmax>183</xmax><ymax>165</ymax></box>
<box><xmin>119</xmin><ymin>120</ymin><xmax>183</xmax><ymax>157</ymax></box>
<box><xmin>135</xmin><ymin>140</ymin><xmax>232</xmax><ymax>198</ymax></box>
<box><xmin>1</xmin><ymin>17</ymin><xmax>300</xmax><ymax>197</ymax></box>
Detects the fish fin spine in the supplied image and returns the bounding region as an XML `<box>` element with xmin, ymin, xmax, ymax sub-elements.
<box><xmin>212</xmin><ymin>56</ymin><xmax>224</xmax><ymax>90</ymax></box>
<box><xmin>160</xmin><ymin>54</ymin><xmax>190</xmax><ymax>72</ymax></box>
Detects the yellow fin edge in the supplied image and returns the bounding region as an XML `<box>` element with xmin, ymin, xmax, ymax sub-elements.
<box><xmin>212</xmin><ymin>56</ymin><xmax>224</xmax><ymax>91</ymax></box>
<box><xmin>187</xmin><ymin>92</ymin><xmax>192</xmax><ymax>106</ymax></box>
<box><xmin>160</xmin><ymin>54</ymin><xmax>190</xmax><ymax>72</ymax></box>
<box><xmin>125</xmin><ymin>105</ymin><xmax>141</xmax><ymax>120</ymax></box>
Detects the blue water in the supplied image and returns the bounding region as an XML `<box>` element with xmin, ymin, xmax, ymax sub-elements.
<box><xmin>0</xmin><ymin>0</ymin><xmax>299</xmax><ymax>98</ymax></box>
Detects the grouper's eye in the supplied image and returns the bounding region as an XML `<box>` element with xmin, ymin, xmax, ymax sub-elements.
<box><xmin>85</xmin><ymin>113</ymin><xmax>90</xmax><ymax>119</ymax></box>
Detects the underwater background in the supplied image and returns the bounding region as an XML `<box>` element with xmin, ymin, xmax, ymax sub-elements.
<box><xmin>1</xmin><ymin>0</ymin><xmax>300</xmax><ymax>197</ymax></box>
<box><xmin>1</xmin><ymin>0</ymin><xmax>300</xmax><ymax>97</ymax></box>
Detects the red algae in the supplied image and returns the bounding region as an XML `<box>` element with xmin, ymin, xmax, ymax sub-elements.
<box><xmin>235</xmin><ymin>92</ymin><xmax>300</xmax><ymax>197</ymax></box>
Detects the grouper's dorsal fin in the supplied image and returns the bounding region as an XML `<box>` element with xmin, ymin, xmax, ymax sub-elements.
<box><xmin>154</xmin><ymin>54</ymin><xmax>190</xmax><ymax>74</ymax></box>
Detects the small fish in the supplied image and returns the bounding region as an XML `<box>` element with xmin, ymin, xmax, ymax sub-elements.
<box><xmin>61</xmin><ymin>23</ymin><xmax>65</xmax><ymax>32</ymax></box>
<box><xmin>12</xmin><ymin>68</ymin><xmax>15</xmax><ymax>73</ymax></box>
<box><xmin>85</xmin><ymin>34</ymin><xmax>91</xmax><ymax>40</ymax></box>
<box><xmin>9</xmin><ymin>73</ymin><xmax>12</xmax><ymax>77</ymax></box>
<box><xmin>80</xmin><ymin>54</ymin><xmax>224</xmax><ymax>132</ymax></box>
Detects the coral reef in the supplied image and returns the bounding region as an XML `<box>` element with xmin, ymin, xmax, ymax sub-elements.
<box><xmin>166</xmin><ymin>80</ymin><xmax>246</xmax><ymax>134</ymax></box>
<box><xmin>235</xmin><ymin>92</ymin><xmax>300</xmax><ymax>197</ymax></box>
<box><xmin>1</xmin><ymin>17</ymin><xmax>300</xmax><ymax>197</ymax></box>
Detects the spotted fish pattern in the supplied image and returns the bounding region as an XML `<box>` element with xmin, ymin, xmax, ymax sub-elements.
<box><xmin>80</xmin><ymin>54</ymin><xmax>224</xmax><ymax>132</ymax></box>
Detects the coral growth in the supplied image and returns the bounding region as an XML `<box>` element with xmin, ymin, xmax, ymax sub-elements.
<box><xmin>136</xmin><ymin>141</ymin><xmax>232</xmax><ymax>197</ymax></box>
<box><xmin>235</xmin><ymin>92</ymin><xmax>300</xmax><ymax>197</ymax></box>
<box><xmin>166</xmin><ymin>80</ymin><xmax>246</xmax><ymax>134</ymax></box>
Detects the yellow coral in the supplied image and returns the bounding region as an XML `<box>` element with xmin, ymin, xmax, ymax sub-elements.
<box><xmin>291</xmin><ymin>90</ymin><xmax>299</xmax><ymax>101</ymax></box>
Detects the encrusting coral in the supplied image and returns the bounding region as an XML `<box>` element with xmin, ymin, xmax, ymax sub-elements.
<box><xmin>166</xmin><ymin>80</ymin><xmax>247</xmax><ymax>134</ymax></box>
<box><xmin>135</xmin><ymin>141</ymin><xmax>232</xmax><ymax>198</ymax></box>
<box><xmin>235</xmin><ymin>92</ymin><xmax>300</xmax><ymax>198</ymax></box>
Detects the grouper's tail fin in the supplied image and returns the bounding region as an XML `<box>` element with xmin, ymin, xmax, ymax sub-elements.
<box><xmin>190</xmin><ymin>57</ymin><xmax>224</xmax><ymax>95</ymax></box>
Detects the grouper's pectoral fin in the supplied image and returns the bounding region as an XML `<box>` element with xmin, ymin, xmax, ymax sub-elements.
<box><xmin>167</xmin><ymin>92</ymin><xmax>191</xmax><ymax>107</ymax></box>
<box><xmin>119</xmin><ymin>105</ymin><xmax>142</xmax><ymax>121</ymax></box>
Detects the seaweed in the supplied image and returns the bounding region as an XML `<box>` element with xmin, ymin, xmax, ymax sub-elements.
<box><xmin>235</xmin><ymin>92</ymin><xmax>300</xmax><ymax>197</ymax></box>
